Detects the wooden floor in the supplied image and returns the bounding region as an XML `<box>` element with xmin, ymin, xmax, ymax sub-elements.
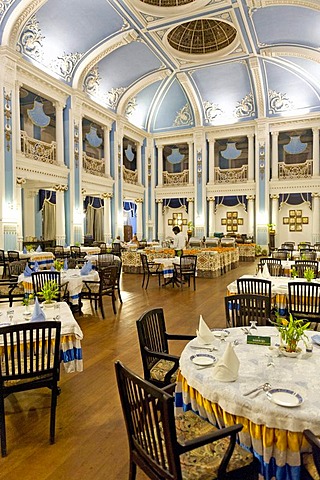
<box><xmin>1</xmin><ymin>261</ymin><xmax>257</xmax><ymax>480</ymax></box>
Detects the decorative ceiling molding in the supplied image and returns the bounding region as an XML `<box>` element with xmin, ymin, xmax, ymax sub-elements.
<box><xmin>51</xmin><ymin>52</ymin><xmax>84</xmax><ymax>83</ymax></box>
<box><xmin>268</xmin><ymin>89</ymin><xmax>293</xmax><ymax>114</ymax></box>
<box><xmin>261</xmin><ymin>45</ymin><xmax>320</xmax><ymax>64</ymax></box>
<box><xmin>234</xmin><ymin>93</ymin><xmax>255</xmax><ymax>118</ymax></box>
<box><xmin>248</xmin><ymin>56</ymin><xmax>265</xmax><ymax>118</ymax></box>
<box><xmin>176</xmin><ymin>71</ymin><xmax>201</xmax><ymax>126</ymax></box>
<box><xmin>173</xmin><ymin>103</ymin><xmax>193</xmax><ymax>126</ymax></box>
<box><xmin>17</xmin><ymin>14</ymin><xmax>44</xmax><ymax>61</ymax></box>
<box><xmin>0</xmin><ymin>0</ymin><xmax>15</xmax><ymax>24</ymax></box>
<box><xmin>6</xmin><ymin>0</ymin><xmax>45</xmax><ymax>48</ymax></box>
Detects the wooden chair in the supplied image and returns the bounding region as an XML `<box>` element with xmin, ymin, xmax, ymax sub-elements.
<box><xmin>288</xmin><ymin>281</ymin><xmax>320</xmax><ymax>328</ymax></box>
<box><xmin>300</xmin><ymin>250</ymin><xmax>317</xmax><ymax>261</ymax></box>
<box><xmin>314</xmin><ymin>243</ymin><xmax>320</xmax><ymax>252</ymax></box>
<box><xmin>173</xmin><ymin>254</ymin><xmax>197</xmax><ymax>290</ymax></box>
<box><xmin>0</xmin><ymin>321</ymin><xmax>61</xmax><ymax>456</ymax></box>
<box><xmin>70</xmin><ymin>245</ymin><xmax>86</xmax><ymax>259</ymax></box>
<box><xmin>0</xmin><ymin>249</ymin><xmax>7</xmax><ymax>278</ymax></box>
<box><xmin>295</xmin><ymin>260</ymin><xmax>318</xmax><ymax>278</ymax></box>
<box><xmin>301</xmin><ymin>429</ymin><xmax>320</xmax><ymax>480</ymax></box>
<box><xmin>31</xmin><ymin>271</ymin><xmax>69</xmax><ymax>302</ymax></box>
<box><xmin>115</xmin><ymin>360</ymin><xmax>258</xmax><ymax>480</ymax></box>
<box><xmin>81</xmin><ymin>264</ymin><xmax>118</xmax><ymax>317</ymax></box>
<box><xmin>225</xmin><ymin>294</ymin><xmax>271</xmax><ymax>328</ymax></box>
<box><xmin>258</xmin><ymin>258</ymin><xmax>283</xmax><ymax>276</ymax></box>
<box><xmin>54</xmin><ymin>245</ymin><xmax>68</xmax><ymax>260</ymax></box>
<box><xmin>272</xmin><ymin>249</ymin><xmax>289</xmax><ymax>260</ymax></box>
<box><xmin>140</xmin><ymin>253</ymin><xmax>162</xmax><ymax>289</ymax></box>
<box><xmin>7</xmin><ymin>251</ymin><xmax>19</xmax><ymax>263</ymax></box>
<box><xmin>237</xmin><ymin>278</ymin><xmax>272</xmax><ymax>304</ymax></box>
<box><xmin>136</xmin><ymin>307</ymin><xmax>194</xmax><ymax>387</ymax></box>
<box><xmin>111</xmin><ymin>242</ymin><xmax>121</xmax><ymax>257</ymax></box>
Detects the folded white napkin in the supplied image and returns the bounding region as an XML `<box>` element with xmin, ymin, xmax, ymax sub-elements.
<box><xmin>31</xmin><ymin>297</ymin><xmax>46</xmax><ymax>322</ymax></box>
<box><xmin>196</xmin><ymin>315</ymin><xmax>215</xmax><ymax>344</ymax></box>
<box><xmin>262</xmin><ymin>263</ymin><xmax>271</xmax><ymax>278</ymax></box>
<box><xmin>256</xmin><ymin>269</ymin><xmax>263</xmax><ymax>278</ymax></box>
<box><xmin>212</xmin><ymin>343</ymin><xmax>239</xmax><ymax>382</ymax></box>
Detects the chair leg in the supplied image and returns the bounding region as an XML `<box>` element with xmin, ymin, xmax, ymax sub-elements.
<box><xmin>99</xmin><ymin>297</ymin><xmax>105</xmax><ymax>319</ymax></box>
<box><xmin>128</xmin><ymin>459</ymin><xmax>137</xmax><ymax>480</ymax></box>
<box><xmin>111</xmin><ymin>293</ymin><xmax>117</xmax><ymax>315</ymax></box>
<box><xmin>141</xmin><ymin>272</ymin><xmax>145</xmax><ymax>288</ymax></box>
<box><xmin>0</xmin><ymin>395</ymin><xmax>7</xmax><ymax>457</ymax></box>
<box><xmin>145</xmin><ymin>274</ymin><xmax>150</xmax><ymax>289</ymax></box>
<box><xmin>50</xmin><ymin>387</ymin><xmax>58</xmax><ymax>444</ymax></box>
<box><xmin>117</xmin><ymin>288</ymin><xmax>123</xmax><ymax>304</ymax></box>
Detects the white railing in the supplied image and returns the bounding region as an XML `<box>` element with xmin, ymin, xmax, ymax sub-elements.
<box><xmin>123</xmin><ymin>165</ymin><xmax>138</xmax><ymax>184</ymax></box>
<box><xmin>20</xmin><ymin>131</ymin><xmax>57</xmax><ymax>164</ymax></box>
<box><xmin>278</xmin><ymin>160</ymin><xmax>313</xmax><ymax>179</ymax></box>
<box><xmin>163</xmin><ymin>170</ymin><xmax>189</xmax><ymax>185</ymax></box>
<box><xmin>83</xmin><ymin>153</ymin><xmax>105</xmax><ymax>176</ymax></box>
<box><xmin>214</xmin><ymin>165</ymin><xmax>248</xmax><ymax>183</ymax></box>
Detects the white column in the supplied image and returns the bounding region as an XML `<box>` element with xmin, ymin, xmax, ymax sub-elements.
<box><xmin>157</xmin><ymin>145</ymin><xmax>163</xmax><ymax>186</ymax></box>
<box><xmin>137</xmin><ymin>142</ymin><xmax>142</xmax><ymax>184</ymax></box>
<box><xmin>208</xmin><ymin>139</ymin><xmax>215</xmax><ymax>184</ymax></box>
<box><xmin>312</xmin><ymin>193</ymin><xmax>320</xmax><ymax>244</ymax></box>
<box><xmin>54</xmin><ymin>185</ymin><xmax>67</xmax><ymax>245</ymax></box>
<box><xmin>208</xmin><ymin>197</ymin><xmax>215</xmax><ymax>237</ymax></box>
<box><xmin>55</xmin><ymin>102</ymin><xmax>64</xmax><ymax>166</ymax></box>
<box><xmin>247</xmin><ymin>133</ymin><xmax>254</xmax><ymax>181</ymax></box>
<box><xmin>24</xmin><ymin>189</ymin><xmax>38</xmax><ymax>239</ymax></box>
<box><xmin>104</xmin><ymin>127</ymin><xmax>110</xmax><ymax>176</ymax></box>
<box><xmin>103</xmin><ymin>193</ymin><xmax>112</xmax><ymax>243</ymax></box>
<box><xmin>246</xmin><ymin>195</ymin><xmax>255</xmax><ymax>237</ymax></box>
<box><xmin>188</xmin><ymin>141</ymin><xmax>194</xmax><ymax>185</ymax></box>
<box><xmin>271</xmin><ymin>194</ymin><xmax>279</xmax><ymax>231</ymax></box>
<box><xmin>16</xmin><ymin>178</ymin><xmax>26</xmax><ymax>250</ymax></box>
<box><xmin>15</xmin><ymin>82</ymin><xmax>22</xmax><ymax>153</ymax></box>
<box><xmin>271</xmin><ymin>131</ymin><xmax>279</xmax><ymax>180</ymax></box>
<box><xmin>135</xmin><ymin>198</ymin><xmax>143</xmax><ymax>240</ymax></box>
<box><xmin>157</xmin><ymin>200</ymin><xmax>164</xmax><ymax>242</ymax></box>
<box><xmin>312</xmin><ymin>128</ymin><xmax>319</xmax><ymax>177</ymax></box>
<box><xmin>188</xmin><ymin>198</ymin><xmax>194</xmax><ymax>226</ymax></box>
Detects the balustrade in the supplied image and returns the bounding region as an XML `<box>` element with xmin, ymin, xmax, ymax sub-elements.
<box><xmin>123</xmin><ymin>165</ymin><xmax>138</xmax><ymax>184</ymax></box>
<box><xmin>214</xmin><ymin>165</ymin><xmax>248</xmax><ymax>183</ymax></box>
<box><xmin>162</xmin><ymin>170</ymin><xmax>189</xmax><ymax>185</ymax></box>
<box><xmin>83</xmin><ymin>153</ymin><xmax>105</xmax><ymax>176</ymax></box>
<box><xmin>20</xmin><ymin>131</ymin><xmax>57</xmax><ymax>164</ymax></box>
<box><xmin>278</xmin><ymin>160</ymin><xmax>313</xmax><ymax>179</ymax></box>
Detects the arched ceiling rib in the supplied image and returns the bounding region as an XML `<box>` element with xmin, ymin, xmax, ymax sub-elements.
<box><xmin>1</xmin><ymin>0</ymin><xmax>320</xmax><ymax>132</ymax></box>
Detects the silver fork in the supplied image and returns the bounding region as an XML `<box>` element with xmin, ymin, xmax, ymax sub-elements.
<box><xmin>190</xmin><ymin>345</ymin><xmax>218</xmax><ymax>352</ymax></box>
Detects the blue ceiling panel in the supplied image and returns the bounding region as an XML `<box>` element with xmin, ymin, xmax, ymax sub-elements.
<box><xmin>252</xmin><ymin>6</ymin><xmax>320</xmax><ymax>48</ymax></box>
<box><xmin>152</xmin><ymin>78</ymin><xmax>194</xmax><ymax>132</ymax></box>
<box><xmin>127</xmin><ymin>81</ymin><xmax>163</xmax><ymax>130</ymax></box>
<box><xmin>36</xmin><ymin>0</ymin><xmax>123</xmax><ymax>62</ymax></box>
<box><xmin>97</xmin><ymin>42</ymin><xmax>162</xmax><ymax>93</ymax></box>
<box><xmin>280</xmin><ymin>56</ymin><xmax>320</xmax><ymax>89</ymax></box>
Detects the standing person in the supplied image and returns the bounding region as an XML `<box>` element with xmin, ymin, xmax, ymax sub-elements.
<box><xmin>172</xmin><ymin>226</ymin><xmax>186</xmax><ymax>256</ymax></box>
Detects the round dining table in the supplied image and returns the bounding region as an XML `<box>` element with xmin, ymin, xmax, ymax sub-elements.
<box><xmin>175</xmin><ymin>326</ymin><xmax>320</xmax><ymax>480</ymax></box>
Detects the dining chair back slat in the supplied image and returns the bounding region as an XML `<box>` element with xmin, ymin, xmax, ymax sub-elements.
<box><xmin>294</xmin><ymin>260</ymin><xmax>318</xmax><ymax>278</ymax></box>
<box><xmin>288</xmin><ymin>281</ymin><xmax>320</xmax><ymax>326</ymax></box>
<box><xmin>225</xmin><ymin>294</ymin><xmax>271</xmax><ymax>328</ymax></box>
<box><xmin>237</xmin><ymin>278</ymin><xmax>272</xmax><ymax>304</ymax></box>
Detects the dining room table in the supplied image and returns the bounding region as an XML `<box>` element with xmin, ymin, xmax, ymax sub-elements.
<box><xmin>0</xmin><ymin>301</ymin><xmax>83</xmax><ymax>373</ymax></box>
<box><xmin>153</xmin><ymin>256</ymin><xmax>182</xmax><ymax>286</ymax></box>
<box><xmin>175</xmin><ymin>325</ymin><xmax>320</xmax><ymax>480</ymax></box>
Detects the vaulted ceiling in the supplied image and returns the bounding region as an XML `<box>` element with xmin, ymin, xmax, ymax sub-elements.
<box><xmin>2</xmin><ymin>0</ymin><xmax>320</xmax><ymax>133</ymax></box>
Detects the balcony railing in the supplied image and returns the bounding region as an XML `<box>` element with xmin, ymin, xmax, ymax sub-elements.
<box><xmin>214</xmin><ymin>165</ymin><xmax>248</xmax><ymax>183</ymax></box>
<box><xmin>163</xmin><ymin>170</ymin><xmax>189</xmax><ymax>185</ymax></box>
<box><xmin>83</xmin><ymin>153</ymin><xmax>105</xmax><ymax>176</ymax></box>
<box><xmin>20</xmin><ymin>131</ymin><xmax>57</xmax><ymax>164</ymax></box>
<box><xmin>278</xmin><ymin>160</ymin><xmax>313</xmax><ymax>179</ymax></box>
<box><xmin>123</xmin><ymin>165</ymin><xmax>138</xmax><ymax>184</ymax></box>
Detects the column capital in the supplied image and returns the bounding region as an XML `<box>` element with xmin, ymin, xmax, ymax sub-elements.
<box><xmin>16</xmin><ymin>177</ymin><xmax>26</xmax><ymax>186</ymax></box>
<box><xmin>187</xmin><ymin>197</ymin><xmax>194</xmax><ymax>202</ymax></box>
<box><xmin>312</xmin><ymin>127</ymin><xmax>319</xmax><ymax>134</ymax></box>
<box><xmin>54</xmin><ymin>184</ymin><xmax>68</xmax><ymax>192</ymax></box>
<box><xmin>270</xmin><ymin>194</ymin><xmax>279</xmax><ymax>199</ymax></box>
<box><xmin>311</xmin><ymin>192</ymin><xmax>320</xmax><ymax>198</ymax></box>
<box><xmin>207</xmin><ymin>197</ymin><xmax>215</xmax><ymax>202</ymax></box>
<box><xmin>101</xmin><ymin>192</ymin><xmax>113</xmax><ymax>199</ymax></box>
<box><xmin>135</xmin><ymin>198</ymin><xmax>144</xmax><ymax>204</ymax></box>
<box><xmin>156</xmin><ymin>199</ymin><xmax>163</xmax><ymax>204</ymax></box>
<box><xmin>247</xmin><ymin>133</ymin><xmax>255</xmax><ymax>139</ymax></box>
<box><xmin>271</xmin><ymin>131</ymin><xmax>279</xmax><ymax>137</ymax></box>
<box><xmin>246</xmin><ymin>195</ymin><xmax>255</xmax><ymax>201</ymax></box>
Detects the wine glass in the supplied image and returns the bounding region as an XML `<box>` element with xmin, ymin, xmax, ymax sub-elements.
<box><xmin>249</xmin><ymin>320</ymin><xmax>258</xmax><ymax>334</ymax></box>
<box><xmin>7</xmin><ymin>308</ymin><xmax>14</xmax><ymax>324</ymax></box>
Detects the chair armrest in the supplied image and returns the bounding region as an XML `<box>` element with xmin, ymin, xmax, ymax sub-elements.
<box><xmin>161</xmin><ymin>383</ymin><xmax>176</xmax><ymax>395</ymax></box>
<box><xmin>144</xmin><ymin>347</ymin><xmax>179</xmax><ymax>362</ymax></box>
<box><xmin>304</xmin><ymin>429</ymin><xmax>320</xmax><ymax>448</ymax></box>
<box><xmin>166</xmin><ymin>333</ymin><xmax>195</xmax><ymax>341</ymax></box>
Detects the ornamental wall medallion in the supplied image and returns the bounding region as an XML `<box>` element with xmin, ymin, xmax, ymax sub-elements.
<box><xmin>51</xmin><ymin>52</ymin><xmax>84</xmax><ymax>82</ymax></box>
<box><xmin>203</xmin><ymin>100</ymin><xmax>223</xmax><ymax>124</ymax></box>
<box><xmin>173</xmin><ymin>103</ymin><xmax>193</xmax><ymax>127</ymax></box>
<box><xmin>234</xmin><ymin>93</ymin><xmax>255</xmax><ymax>118</ymax></box>
<box><xmin>0</xmin><ymin>0</ymin><xmax>15</xmax><ymax>23</ymax></box>
<box><xmin>268</xmin><ymin>89</ymin><xmax>292</xmax><ymax>114</ymax></box>
<box><xmin>83</xmin><ymin>66</ymin><xmax>101</xmax><ymax>95</ymax></box>
<box><xmin>125</xmin><ymin>97</ymin><xmax>137</xmax><ymax>117</ymax></box>
<box><xmin>105</xmin><ymin>87</ymin><xmax>126</xmax><ymax>109</ymax></box>
<box><xmin>17</xmin><ymin>14</ymin><xmax>44</xmax><ymax>61</ymax></box>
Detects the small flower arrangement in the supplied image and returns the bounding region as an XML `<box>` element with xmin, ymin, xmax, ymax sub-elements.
<box><xmin>304</xmin><ymin>267</ymin><xmax>315</xmax><ymax>282</ymax></box>
<box><xmin>38</xmin><ymin>280</ymin><xmax>59</xmax><ymax>304</ymax></box>
<box><xmin>53</xmin><ymin>259</ymin><xmax>63</xmax><ymax>271</ymax></box>
<box><xmin>290</xmin><ymin>266</ymin><xmax>298</xmax><ymax>278</ymax></box>
<box><xmin>272</xmin><ymin>313</ymin><xmax>310</xmax><ymax>353</ymax></box>
<box><xmin>22</xmin><ymin>293</ymin><xmax>34</xmax><ymax>306</ymax></box>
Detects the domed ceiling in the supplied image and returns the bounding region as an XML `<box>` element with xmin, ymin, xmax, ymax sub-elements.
<box><xmin>1</xmin><ymin>0</ymin><xmax>320</xmax><ymax>133</ymax></box>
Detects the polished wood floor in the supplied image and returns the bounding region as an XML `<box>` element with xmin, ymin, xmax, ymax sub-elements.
<box><xmin>1</xmin><ymin>261</ymin><xmax>257</xmax><ymax>480</ymax></box>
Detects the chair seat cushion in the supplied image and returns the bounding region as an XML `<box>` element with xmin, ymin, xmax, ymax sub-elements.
<box><xmin>302</xmin><ymin>452</ymin><xmax>320</xmax><ymax>480</ymax></box>
<box><xmin>176</xmin><ymin>411</ymin><xmax>254</xmax><ymax>480</ymax></box>
<box><xmin>150</xmin><ymin>359</ymin><xmax>177</xmax><ymax>383</ymax></box>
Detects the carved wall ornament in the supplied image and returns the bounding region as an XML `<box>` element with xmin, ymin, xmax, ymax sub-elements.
<box><xmin>53</xmin><ymin>184</ymin><xmax>68</xmax><ymax>192</ymax></box>
<box><xmin>17</xmin><ymin>14</ymin><xmax>44</xmax><ymax>61</ymax></box>
<box><xmin>173</xmin><ymin>103</ymin><xmax>193</xmax><ymax>127</ymax></box>
<box><xmin>125</xmin><ymin>97</ymin><xmax>137</xmax><ymax>117</ymax></box>
<box><xmin>0</xmin><ymin>0</ymin><xmax>15</xmax><ymax>23</ymax></box>
<box><xmin>4</xmin><ymin>90</ymin><xmax>12</xmax><ymax>152</ymax></box>
<box><xmin>268</xmin><ymin>89</ymin><xmax>293</xmax><ymax>114</ymax></box>
<box><xmin>101</xmin><ymin>192</ymin><xmax>113</xmax><ymax>199</ymax></box>
<box><xmin>50</xmin><ymin>52</ymin><xmax>84</xmax><ymax>83</ymax></box>
<box><xmin>16</xmin><ymin>177</ymin><xmax>26</xmax><ymax>186</ymax></box>
<box><xmin>74</xmin><ymin>123</ymin><xmax>79</xmax><ymax>167</ymax></box>
<box><xmin>203</xmin><ymin>100</ymin><xmax>223</xmax><ymax>123</ymax></box>
<box><xmin>105</xmin><ymin>87</ymin><xmax>126</xmax><ymax>109</ymax></box>
<box><xmin>234</xmin><ymin>93</ymin><xmax>255</xmax><ymax>118</ymax></box>
<box><xmin>83</xmin><ymin>66</ymin><xmax>101</xmax><ymax>95</ymax></box>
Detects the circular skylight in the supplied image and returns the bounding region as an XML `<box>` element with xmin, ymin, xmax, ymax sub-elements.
<box><xmin>167</xmin><ymin>19</ymin><xmax>237</xmax><ymax>55</ymax></box>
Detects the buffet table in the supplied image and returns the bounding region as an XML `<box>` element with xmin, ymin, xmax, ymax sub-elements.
<box><xmin>176</xmin><ymin>326</ymin><xmax>319</xmax><ymax>479</ymax></box>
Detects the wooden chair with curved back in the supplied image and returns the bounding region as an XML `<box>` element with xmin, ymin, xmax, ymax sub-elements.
<box><xmin>294</xmin><ymin>260</ymin><xmax>318</xmax><ymax>278</ymax></box>
<box><xmin>82</xmin><ymin>264</ymin><xmax>118</xmax><ymax>317</ymax></box>
<box><xmin>225</xmin><ymin>294</ymin><xmax>271</xmax><ymax>328</ymax></box>
<box><xmin>115</xmin><ymin>360</ymin><xmax>258</xmax><ymax>480</ymax></box>
<box><xmin>173</xmin><ymin>254</ymin><xmax>197</xmax><ymax>290</ymax></box>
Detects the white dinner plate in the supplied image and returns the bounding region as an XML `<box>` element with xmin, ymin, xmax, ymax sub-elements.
<box><xmin>212</xmin><ymin>329</ymin><xmax>230</xmax><ymax>338</ymax></box>
<box><xmin>312</xmin><ymin>335</ymin><xmax>320</xmax><ymax>346</ymax></box>
<box><xmin>266</xmin><ymin>388</ymin><xmax>303</xmax><ymax>407</ymax></box>
<box><xmin>0</xmin><ymin>323</ymin><xmax>11</xmax><ymax>327</ymax></box>
<box><xmin>190</xmin><ymin>354</ymin><xmax>216</xmax><ymax>366</ymax></box>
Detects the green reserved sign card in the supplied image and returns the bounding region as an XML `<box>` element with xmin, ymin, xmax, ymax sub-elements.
<box><xmin>247</xmin><ymin>335</ymin><xmax>271</xmax><ymax>346</ymax></box>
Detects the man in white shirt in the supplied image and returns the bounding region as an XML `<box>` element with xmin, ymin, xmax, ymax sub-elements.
<box><xmin>172</xmin><ymin>226</ymin><xmax>186</xmax><ymax>256</ymax></box>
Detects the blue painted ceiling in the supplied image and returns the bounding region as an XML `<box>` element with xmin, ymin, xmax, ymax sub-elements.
<box><xmin>2</xmin><ymin>0</ymin><xmax>320</xmax><ymax>132</ymax></box>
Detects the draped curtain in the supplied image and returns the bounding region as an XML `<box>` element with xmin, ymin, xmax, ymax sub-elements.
<box><xmin>43</xmin><ymin>198</ymin><xmax>56</xmax><ymax>240</ymax></box>
<box><xmin>85</xmin><ymin>197</ymin><xmax>104</xmax><ymax>241</ymax></box>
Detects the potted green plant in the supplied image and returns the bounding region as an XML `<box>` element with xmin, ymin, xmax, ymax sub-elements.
<box><xmin>304</xmin><ymin>267</ymin><xmax>315</xmax><ymax>282</ymax></box>
<box><xmin>38</xmin><ymin>280</ymin><xmax>59</xmax><ymax>306</ymax></box>
<box><xmin>290</xmin><ymin>266</ymin><xmax>298</xmax><ymax>278</ymax></box>
<box><xmin>272</xmin><ymin>313</ymin><xmax>310</xmax><ymax>356</ymax></box>
<box><xmin>187</xmin><ymin>221</ymin><xmax>194</xmax><ymax>241</ymax></box>
<box><xmin>53</xmin><ymin>259</ymin><xmax>63</xmax><ymax>271</ymax></box>
<box><xmin>22</xmin><ymin>293</ymin><xmax>34</xmax><ymax>314</ymax></box>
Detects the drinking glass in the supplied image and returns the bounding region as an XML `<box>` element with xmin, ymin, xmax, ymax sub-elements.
<box><xmin>249</xmin><ymin>320</ymin><xmax>258</xmax><ymax>334</ymax></box>
<box><xmin>7</xmin><ymin>308</ymin><xmax>14</xmax><ymax>324</ymax></box>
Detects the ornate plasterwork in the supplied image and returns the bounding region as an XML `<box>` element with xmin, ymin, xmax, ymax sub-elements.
<box><xmin>4</xmin><ymin>89</ymin><xmax>12</xmax><ymax>152</ymax></box>
<box><xmin>0</xmin><ymin>0</ymin><xmax>15</xmax><ymax>23</ymax></box>
<box><xmin>173</xmin><ymin>103</ymin><xmax>193</xmax><ymax>127</ymax></box>
<box><xmin>234</xmin><ymin>93</ymin><xmax>255</xmax><ymax>118</ymax></box>
<box><xmin>203</xmin><ymin>100</ymin><xmax>223</xmax><ymax>123</ymax></box>
<box><xmin>268</xmin><ymin>89</ymin><xmax>293</xmax><ymax>114</ymax></box>
<box><xmin>125</xmin><ymin>97</ymin><xmax>137</xmax><ymax>117</ymax></box>
<box><xmin>83</xmin><ymin>66</ymin><xmax>101</xmax><ymax>95</ymax></box>
<box><xmin>105</xmin><ymin>87</ymin><xmax>126</xmax><ymax>110</ymax></box>
<box><xmin>17</xmin><ymin>14</ymin><xmax>44</xmax><ymax>61</ymax></box>
<box><xmin>51</xmin><ymin>52</ymin><xmax>84</xmax><ymax>83</ymax></box>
